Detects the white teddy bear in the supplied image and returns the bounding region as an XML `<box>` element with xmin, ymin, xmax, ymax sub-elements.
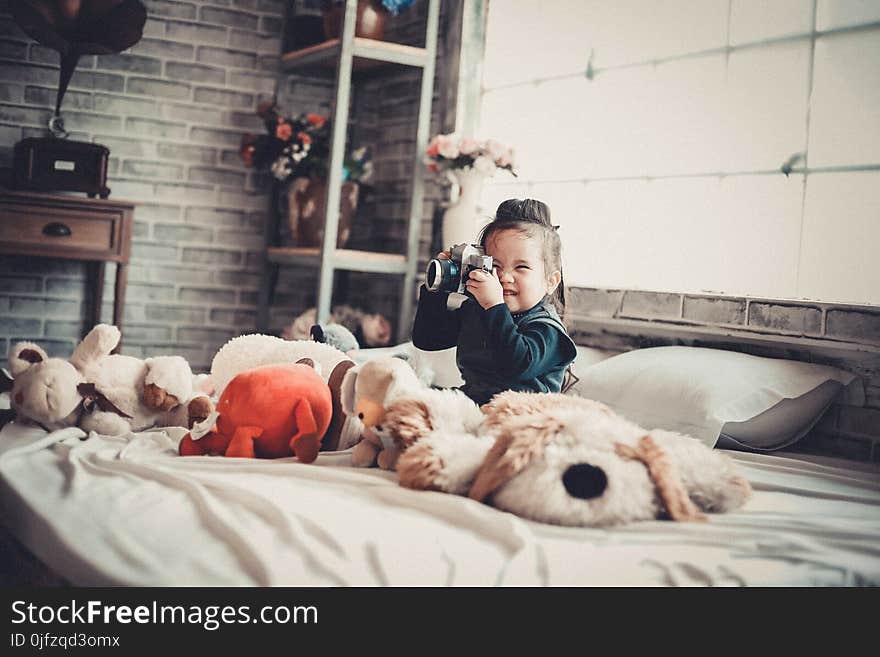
<box><xmin>8</xmin><ymin>324</ymin><xmax>207</xmax><ymax>436</ymax></box>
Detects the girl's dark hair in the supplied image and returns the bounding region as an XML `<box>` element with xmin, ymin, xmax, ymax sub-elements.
<box><xmin>477</xmin><ymin>198</ymin><xmax>566</xmax><ymax>318</ymax></box>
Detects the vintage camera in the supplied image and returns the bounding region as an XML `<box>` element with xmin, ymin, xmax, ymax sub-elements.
<box><xmin>425</xmin><ymin>243</ymin><xmax>493</xmax><ymax>308</ymax></box>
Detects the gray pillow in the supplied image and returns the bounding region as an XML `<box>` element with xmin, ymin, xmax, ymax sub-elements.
<box><xmin>716</xmin><ymin>379</ymin><xmax>843</xmax><ymax>452</ymax></box>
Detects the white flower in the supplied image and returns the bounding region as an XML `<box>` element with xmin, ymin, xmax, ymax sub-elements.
<box><xmin>485</xmin><ymin>139</ymin><xmax>508</xmax><ymax>161</ymax></box>
<box><xmin>270</xmin><ymin>157</ymin><xmax>291</xmax><ymax>180</ymax></box>
<box><xmin>473</xmin><ymin>154</ymin><xmax>496</xmax><ymax>176</ymax></box>
<box><xmin>458</xmin><ymin>137</ymin><xmax>480</xmax><ymax>155</ymax></box>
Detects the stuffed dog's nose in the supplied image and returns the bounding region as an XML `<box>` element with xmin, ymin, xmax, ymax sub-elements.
<box><xmin>562</xmin><ymin>463</ymin><xmax>608</xmax><ymax>500</ymax></box>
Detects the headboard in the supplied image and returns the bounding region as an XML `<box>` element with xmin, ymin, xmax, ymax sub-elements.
<box><xmin>565</xmin><ymin>286</ymin><xmax>880</xmax><ymax>462</ymax></box>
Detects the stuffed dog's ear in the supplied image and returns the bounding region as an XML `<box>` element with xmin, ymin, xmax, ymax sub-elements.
<box><xmin>340</xmin><ymin>364</ymin><xmax>360</xmax><ymax>416</ymax></box>
<box><xmin>8</xmin><ymin>342</ymin><xmax>48</xmax><ymax>377</ymax></box>
<box><xmin>615</xmin><ymin>434</ymin><xmax>706</xmax><ymax>522</ymax></box>
<box><xmin>468</xmin><ymin>413</ymin><xmax>564</xmax><ymax>502</ymax></box>
<box><xmin>384</xmin><ymin>398</ymin><xmax>433</xmax><ymax>449</ymax></box>
<box><xmin>322</xmin><ymin>360</ymin><xmax>356</xmax><ymax>451</ymax></box>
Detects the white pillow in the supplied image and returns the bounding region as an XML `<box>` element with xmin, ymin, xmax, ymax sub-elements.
<box><xmin>572</xmin><ymin>346</ymin><xmax>864</xmax><ymax>448</ymax></box>
<box><xmin>409</xmin><ymin>344</ymin><xmax>619</xmax><ymax>391</ymax></box>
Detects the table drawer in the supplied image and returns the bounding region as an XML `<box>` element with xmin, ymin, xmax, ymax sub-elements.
<box><xmin>0</xmin><ymin>203</ymin><xmax>120</xmax><ymax>257</ymax></box>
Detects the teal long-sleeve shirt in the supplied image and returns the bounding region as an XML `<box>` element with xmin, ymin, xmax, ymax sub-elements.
<box><xmin>411</xmin><ymin>285</ymin><xmax>577</xmax><ymax>405</ymax></box>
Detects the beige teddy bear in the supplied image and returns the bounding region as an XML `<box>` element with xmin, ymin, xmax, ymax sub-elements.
<box><xmin>340</xmin><ymin>356</ymin><xmax>483</xmax><ymax>470</ymax></box>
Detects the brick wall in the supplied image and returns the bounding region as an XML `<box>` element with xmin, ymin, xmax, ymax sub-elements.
<box><xmin>0</xmin><ymin>0</ymin><xmax>457</xmax><ymax>368</ymax></box>
<box><xmin>566</xmin><ymin>287</ymin><xmax>880</xmax><ymax>462</ymax></box>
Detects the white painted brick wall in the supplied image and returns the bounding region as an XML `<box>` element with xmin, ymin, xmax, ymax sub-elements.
<box><xmin>0</xmin><ymin>0</ymin><xmax>455</xmax><ymax>368</ymax></box>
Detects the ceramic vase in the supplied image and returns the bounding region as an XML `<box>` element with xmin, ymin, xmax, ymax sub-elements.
<box><xmin>442</xmin><ymin>167</ymin><xmax>487</xmax><ymax>248</ymax></box>
<box><xmin>322</xmin><ymin>0</ymin><xmax>388</xmax><ymax>41</ymax></box>
<box><xmin>285</xmin><ymin>177</ymin><xmax>359</xmax><ymax>248</ymax></box>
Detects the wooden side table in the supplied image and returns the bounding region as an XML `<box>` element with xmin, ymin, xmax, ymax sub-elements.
<box><xmin>0</xmin><ymin>189</ymin><xmax>134</xmax><ymax>349</ymax></box>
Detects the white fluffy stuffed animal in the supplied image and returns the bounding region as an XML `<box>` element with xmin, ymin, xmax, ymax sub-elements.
<box><xmin>396</xmin><ymin>391</ymin><xmax>752</xmax><ymax>526</ymax></box>
<box><xmin>8</xmin><ymin>324</ymin><xmax>206</xmax><ymax>436</ymax></box>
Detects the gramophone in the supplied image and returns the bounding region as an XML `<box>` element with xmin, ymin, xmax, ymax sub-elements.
<box><xmin>10</xmin><ymin>0</ymin><xmax>147</xmax><ymax>198</ymax></box>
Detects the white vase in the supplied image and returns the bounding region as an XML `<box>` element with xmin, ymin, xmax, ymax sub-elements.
<box><xmin>442</xmin><ymin>168</ymin><xmax>487</xmax><ymax>247</ymax></box>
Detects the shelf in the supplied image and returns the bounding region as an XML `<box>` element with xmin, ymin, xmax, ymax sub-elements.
<box><xmin>281</xmin><ymin>37</ymin><xmax>428</xmax><ymax>74</ymax></box>
<box><xmin>267</xmin><ymin>246</ymin><xmax>408</xmax><ymax>274</ymax></box>
<box><xmin>257</xmin><ymin>0</ymin><xmax>440</xmax><ymax>338</ymax></box>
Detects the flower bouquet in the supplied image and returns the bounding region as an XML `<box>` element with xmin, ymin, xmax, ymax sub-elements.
<box><xmin>239</xmin><ymin>100</ymin><xmax>373</xmax><ymax>185</ymax></box>
<box><xmin>424</xmin><ymin>134</ymin><xmax>517</xmax><ymax>246</ymax></box>
<box><xmin>424</xmin><ymin>133</ymin><xmax>517</xmax><ymax>181</ymax></box>
<box><xmin>240</xmin><ymin>101</ymin><xmax>373</xmax><ymax>248</ymax></box>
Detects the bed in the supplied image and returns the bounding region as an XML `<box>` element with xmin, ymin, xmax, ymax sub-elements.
<box><xmin>1</xmin><ymin>419</ymin><xmax>878</xmax><ymax>586</ymax></box>
<box><xmin>1</xmin><ymin>344</ymin><xmax>878</xmax><ymax>587</ymax></box>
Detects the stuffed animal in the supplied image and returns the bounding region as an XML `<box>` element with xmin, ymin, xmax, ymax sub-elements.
<box><xmin>396</xmin><ymin>391</ymin><xmax>752</xmax><ymax>526</ymax></box>
<box><xmin>283</xmin><ymin>304</ymin><xmax>392</xmax><ymax>348</ymax></box>
<box><xmin>178</xmin><ymin>361</ymin><xmax>332</xmax><ymax>463</ymax></box>
<box><xmin>6</xmin><ymin>341</ymin><xmax>86</xmax><ymax>432</ymax></box>
<box><xmin>309</xmin><ymin>323</ymin><xmax>359</xmax><ymax>354</ymax></box>
<box><xmin>7</xmin><ymin>324</ymin><xmax>209</xmax><ymax>436</ymax></box>
<box><xmin>207</xmin><ymin>333</ymin><xmax>360</xmax><ymax>451</ymax></box>
<box><xmin>340</xmin><ymin>356</ymin><xmax>483</xmax><ymax>470</ymax></box>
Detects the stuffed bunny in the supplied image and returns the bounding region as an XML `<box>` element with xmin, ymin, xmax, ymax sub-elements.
<box><xmin>7</xmin><ymin>341</ymin><xmax>86</xmax><ymax>432</ymax></box>
<box><xmin>396</xmin><ymin>391</ymin><xmax>752</xmax><ymax>527</ymax></box>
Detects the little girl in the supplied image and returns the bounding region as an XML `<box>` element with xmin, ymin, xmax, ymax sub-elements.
<box><xmin>412</xmin><ymin>198</ymin><xmax>577</xmax><ymax>405</ymax></box>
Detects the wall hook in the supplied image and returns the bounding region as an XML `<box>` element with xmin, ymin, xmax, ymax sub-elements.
<box><xmin>780</xmin><ymin>152</ymin><xmax>804</xmax><ymax>177</ymax></box>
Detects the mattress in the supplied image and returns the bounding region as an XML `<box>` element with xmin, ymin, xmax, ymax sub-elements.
<box><xmin>0</xmin><ymin>421</ymin><xmax>878</xmax><ymax>587</ymax></box>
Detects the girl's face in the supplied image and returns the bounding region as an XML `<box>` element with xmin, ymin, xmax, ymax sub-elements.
<box><xmin>485</xmin><ymin>229</ymin><xmax>561</xmax><ymax>313</ymax></box>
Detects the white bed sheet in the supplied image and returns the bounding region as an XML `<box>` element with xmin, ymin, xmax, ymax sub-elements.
<box><xmin>1</xmin><ymin>421</ymin><xmax>878</xmax><ymax>587</ymax></box>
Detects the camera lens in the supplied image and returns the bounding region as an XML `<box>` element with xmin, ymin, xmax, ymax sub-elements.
<box><xmin>426</xmin><ymin>260</ymin><xmax>442</xmax><ymax>291</ymax></box>
<box><xmin>425</xmin><ymin>258</ymin><xmax>457</xmax><ymax>292</ymax></box>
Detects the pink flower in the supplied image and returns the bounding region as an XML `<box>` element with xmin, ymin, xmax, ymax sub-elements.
<box><xmin>485</xmin><ymin>139</ymin><xmax>508</xmax><ymax>161</ymax></box>
<box><xmin>276</xmin><ymin>122</ymin><xmax>293</xmax><ymax>141</ymax></box>
<box><xmin>495</xmin><ymin>147</ymin><xmax>513</xmax><ymax>168</ymax></box>
<box><xmin>458</xmin><ymin>136</ymin><xmax>480</xmax><ymax>155</ymax></box>
<box><xmin>436</xmin><ymin>134</ymin><xmax>459</xmax><ymax>159</ymax></box>
<box><xmin>425</xmin><ymin>136</ymin><xmax>440</xmax><ymax>158</ymax></box>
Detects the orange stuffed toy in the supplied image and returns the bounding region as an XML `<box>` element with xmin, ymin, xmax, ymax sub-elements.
<box><xmin>178</xmin><ymin>362</ymin><xmax>332</xmax><ymax>463</ymax></box>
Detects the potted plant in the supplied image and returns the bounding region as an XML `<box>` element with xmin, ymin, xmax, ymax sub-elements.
<box><xmin>424</xmin><ymin>134</ymin><xmax>517</xmax><ymax>247</ymax></box>
<box><xmin>320</xmin><ymin>0</ymin><xmax>418</xmax><ymax>41</ymax></box>
<box><xmin>240</xmin><ymin>100</ymin><xmax>374</xmax><ymax>248</ymax></box>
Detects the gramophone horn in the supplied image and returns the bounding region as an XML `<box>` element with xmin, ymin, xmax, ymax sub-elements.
<box><xmin>10</xmin><ymin>0</ymin><xmax>147</xmax><ymax>136</ymax></box>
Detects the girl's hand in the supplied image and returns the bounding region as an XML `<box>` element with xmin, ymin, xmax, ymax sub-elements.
<box><xmin>466</xmin><ymin>268</ymin><xmax>504</xmax><ymax>309</ymax></box>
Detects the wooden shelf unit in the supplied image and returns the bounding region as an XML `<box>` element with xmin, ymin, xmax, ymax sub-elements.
<box><xmin>257</xmin><ymin>0</ymin><xmax>441</xmax><ymax>340</ymax></box>
<box><xmin>281</xmin><ymin>37</ymin><xmax>429</xmax><ymax>74</ymax></box>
